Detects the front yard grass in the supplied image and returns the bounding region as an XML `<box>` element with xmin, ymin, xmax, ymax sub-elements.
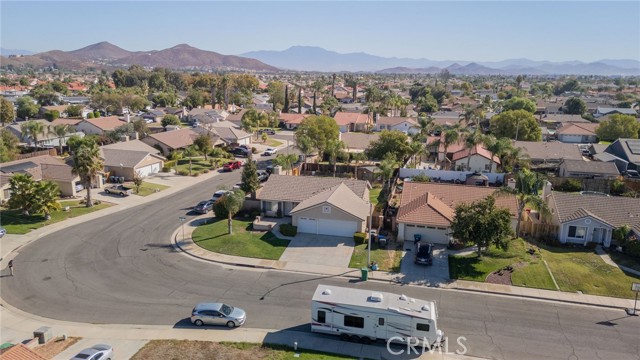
<box><xmin>174</xmin><ymin>157</ymin><xmax>228</xmax><ymax>175</ymax></box>
<box><xmin>131</xmin><ymin>181</ymin><xmax>170</xmax><ymax>196</ymax></box>
<box><xmin>1</xmin><ymin>200</ymin><xmax>112</xmax><ymax>234</ymax></box>
<box><xmin>448</xmin><ymin>238</ymin><xmax>556</xmax><ymax>290</ymax></box>
<box><xmin>192</xmin><ymin>218</ymin><xmax>289</xmax><ymax>260</ymax></box>
<box><xmin>263</xmin><ymin>138</ymin><xmax>283</xmax><ymax>147</ymax></box>
<box><xmin>540</xmin><ymin>245</ymin><xmax>640</xmax><ymax>299</ymax></box>
<box><xmin>131</xmin><ymin>340</ymin><xmax>358</xmax><ymax>360</ymax></box>
<box><xmin>349</xmin><ymin>241</ymin><xmax>403</xmax><ymax>272</ymax></box>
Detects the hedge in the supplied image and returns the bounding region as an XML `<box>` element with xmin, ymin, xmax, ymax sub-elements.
<box><xmin>280</xmin><ymin>224</ymin><xmax>298</xmax><ymax>237</ymax></box>
<box><xmin>354</xmin><ymin>232</ymin><xmax>367</xmax><ymax>244</ymax></box>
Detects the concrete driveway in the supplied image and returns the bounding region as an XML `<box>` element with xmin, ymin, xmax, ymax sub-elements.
<box><xmin>278</xmin><ymin>233</ymin><xmax>355</xmax><ymax>269</ymax></box>
<box><xmin>393</xmin><ymin>243</ymin><xmax>451</xmax><ymax>286</ymax></box>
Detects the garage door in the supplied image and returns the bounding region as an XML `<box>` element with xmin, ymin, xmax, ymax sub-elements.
<box><xmin>403</xmin><ymin>224</ymin><xmax>449</xmax><ymax>244</ymax></box>
<box><xmin>318</xmin><ymin>219</ymin><xmax>358</xmax><ymax>237</ymax></box>
<box><xmin>297</xmin><ymin>217</ymin><xmax>318</xmax><ymax>234</ymax></box>
<box><xmin>136</xmin><ymin>163</ymin><xmax>161</xmax><ymax>177</ymax></box>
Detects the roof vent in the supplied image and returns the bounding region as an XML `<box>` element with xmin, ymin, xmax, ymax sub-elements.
<box><xmin>399</xmin><ymin>294</ymin><xmax>408</xmax><ymax>301</ymax></box>
<box><xmin>369</xmin><ymin>293</ymin><xmax>383</xmax><ymax>302</ymax></box>
<box><xmin>322</xmin><ymin>289</ymin><xmax>332</xmax><ymax>295</ymax></box>
<box><xmin>421</xmin><ymin>305</ymin><xmax>430</xmax><ymax>311</ymax></box>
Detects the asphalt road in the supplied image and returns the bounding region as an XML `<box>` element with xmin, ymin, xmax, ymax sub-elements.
<box><xmin>2</xmin><ymin>166</ymin><xmax>640</xmax><ymax>360</ymax></box>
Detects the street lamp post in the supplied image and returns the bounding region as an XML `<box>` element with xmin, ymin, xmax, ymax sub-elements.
<box><xmin>179</xmin><ymin>216</ymin><xmax>186</xmax><ymax>241</ymax></box>
<box><xmin>367</xmin><ymin>203</ymin><xmax>373</xmax><ymax>266</ymax></box>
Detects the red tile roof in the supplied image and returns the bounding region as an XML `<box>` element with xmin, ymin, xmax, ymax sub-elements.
<box><xmin>82</xmin><ymin>116</ymin><xmax>126</xmax><ymax>131</ymax></box>
<box><xmin>0</xmin><ymin>344</ymin><xmax>48</xmax><ymax>360</ymax></box>
<box><xmin>450</xmin><ymin>144</ymin><xmax>501</xmax><ymax>164</ymax></box>
<box><xmin>333</xmin><ymin>112</ymin><xmax>371</xmax><ymax>126</ymax></box>
<box><xmin>279</xmin><ymin>113</ymin><xmax>308</xmax><ymax>125</ymax></box>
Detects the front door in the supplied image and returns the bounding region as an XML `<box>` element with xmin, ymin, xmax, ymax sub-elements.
<box><xmin>374</xmin><ymin>316</ymin><xmax>387</xmax><ymax>340</ymax></box>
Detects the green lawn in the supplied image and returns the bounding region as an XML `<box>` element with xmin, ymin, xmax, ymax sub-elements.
<box><xmin>1</xmin><ymin>200</ymin><xmax>112</xmax><ymax>234</ymax></box>
<box><xmin>192</xmin><ymin>219</ymin><xmax>290</xmax><ymax>260</ymax></box>
<box><xmin>448</xmin><ymin>239</ymin><xmax>556</xmax><ymax>289</ymax></box>
<box><xmin>263</xmin><ymin>138</ymin><xmax>283</xmax><ymax>147</ymax></box>
<box><xmin>131</xmin><ymin>181</ymin><xmax>170</xmax><ymax>196</ymax></box>
<box><xmin>349</xmin><ymin>241</ymin><xmax>403</xmax><ymax>272</ymax></box>
<box><xmin>174</xmin><ymin>157</ymin><xmax>218</xmax><ymax>174</ymax></box>
<box><xmin>369</xmin><ymin>187</ymin><xmax>385</xmax><ymax>210</ymax></box>
<box><xmin>131</xmin><ymin>340</ymin><xmax>358</xmax><ymax>360</ymax></box>
<box><xmin>540</xmin><ymin>245</ymin><xmax>640</xmax><ymax>299</ymax></box>
<box><xmin>608</xmin><ymin>251</ymin><xmax>640</xmax><ymax>273</ymax></box>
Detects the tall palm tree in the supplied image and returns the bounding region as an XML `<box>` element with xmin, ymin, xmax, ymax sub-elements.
<box><xmin>273</xmin><ymin>153</ymin><xmax>298</xmax><ymax>175</ymax></box>
<box><xmin>184</xmin><ymin>145</ymin><xmax>199</xmax><ymax>176</ymax></box>
<box><xmin>484</xmin><ymin>135</ymin><xmax>510</xmax><ymax>172</ymax></box>
<box><xmin>351</xmin><ymin>152</ymin><xmax>368</xmax><ymax>180</ymax></box>
<box><xmin>220</xmin><ymin>189</ymin><xmax>246</xmax><ymax>235</ymax></box>
<box><xmin>52</xmin><ymin>124</ymin><xmax>70</xmax><ymax>155</ymax></box>
<box><xmin>442</xmin><ymin>129</ymin><xmax>460</xmax><ymax>170</ymax></box>
<box><xmin>21</xmin><ymin>120</ymin><xmax>46</xmax><ymax>150</ymax></box>
<box><xmin>325</xmin><ymin>139</ymin><xmax>346</xmax><ymax>177</ymax></box>
<box><xmin>417</xmin><ymin>113</ymin><xmax>434</xmax><ymax>138</ymax></box>
<box><xmin>72</xmin><ymin>141</ymin><xmax>103</xmax><ymax>207</ymax></box>
<box><xmin>408</xmin><ymin>140</ymin><xmax>425</xmax><ymax>168</ymax></box>
<box><xmin>379</xmin><ymin>154</ymin><xmax>398</xmax><ymax>192</ymax></box>
<box><xmin>497</xmin><ymin>168</ymin><xmax>549</xmax><ymax>238</ymax></box>
<box><xmin>463</xmin><ymin>130</ymin><xmax>483</xmax><ymax>171</ymax></box>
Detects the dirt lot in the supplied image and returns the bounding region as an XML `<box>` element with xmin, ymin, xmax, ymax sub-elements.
<box><xmin>131</xmin><ymin>340</ymin><xmax>355</xmax><ymax>360</ymax></box>
<box><xmin>32</xmin><ymin>337</ymin><xmax>81</xmax><ymax>359</ymax></box>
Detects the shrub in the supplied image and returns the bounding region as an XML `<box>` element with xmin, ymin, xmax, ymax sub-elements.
<box><xmin>539</xmin><ymin>235</ymin><xmax>562</xmax><ymax>247</ymax></box>
<box><xmin>585</xmin><ymin>242</ymin><xmax>598</xmax><ymax>250</ymax></box>
<box><xmin>250</xmin><ymin>209</ymin><xmax>261</xmax><ymax>218</ymax></box>
<box><xmin>164</xmin><ymin>160</ymin><xmax>176</xmax><ymax>169</ymax></box>
<box><xmin>162</xmin><ymin>166</ymin><xmax>172</xmax><ymax>172</ymax></box>
<box><xmin>447</xmin><ymin>240</ymin><xmax>465</xmax><ymax>250</ymax></box>
<box><xmin>625</xmin><ymin>241</ymin><xmax>640</xmax><ymax>257</ymax></box>
<box><xmin>203</xmin><ymin>169</ymin><xmax>210</xmax><ymax>174</ymax></box>
<box><xmin>280</xmin><ymin>223</ymin><xmax>298</xmax><ymax>236</ymax></box>
<box><xmin>212</xmin><ymin>199</ymin><xmax>228</xmax><ymax>219</ymax></box>
<box><xmin>251</xmin><ymin>147</ymin><xmax>257</xmax><ymax>154</ymax></box>
<box><xmin>93</xmin><ymin>200</ymin><xmax>102</xmax><ymax>205</ymax></box>
<box><xmin>177</xmin><ymin>170</ymin><xmax>189</xmax><ymax>176</ymax></box>
<box><xmin>557</xmin><ymin>179</ymin><xmax>582</xmax><ymax>192</ymax></box>
<box><xmin>354</xmin><ymin>232</ymin><xmax>367</xmax><ymax>244</ymax></box>
<box><xmin>191</xmin><ymin>172</ymin><xmax>200</xmax><ymax>177</ymax></box>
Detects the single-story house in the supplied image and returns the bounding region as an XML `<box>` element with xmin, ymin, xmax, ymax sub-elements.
<box><xmin>100</xmin><ymin>140</ymin><xmax>165</xmax><ymax>179</ymax></box>
<box><xmin>558</xmin><ymin>159</ymin><xmax>619</xmax><ymax>179</ymax></box>
<box><xmin>141</xmin><ymin>128</ymin><xmax>199</xmax><ymax>155</ymax></box>
<box><xmin>340</xmin><ymin>132</ymin><xmax>380</xmax><ymax>153</ymax></box>
<box><xmin>513</xmin><ymin>141</ymin><xmax>583</xmax><ymax>167</ymax></box>
<box><xmin>0</xmin><ymin>155</ymin><xmax>82</xmax><ymax>200</ymax></box>
<box><xmin>538</xmin><ymin>114</ymin><xmax>589</xmax><ymax>129</ymax></box>
<box><xmin>142</xmin><ymin>109</ymin><xmax>165</xmax><ymax>123</ymax></box>
<box><xmin>7</xmin><ymin>119</ymin><xmax>85</xmax><ymax>148</ymax></box>
<box><xmin>546</xmin><ymin>191</ymin><xmax>640</xmax><ymax>247</ymax></box>
<box><xmin>333</xmin><ymin>112</ymin><xmax>372</xmax><ymax>133</ymax></box>
<box><xmin>555</xmin><ymin>122</ymin><xmax>599</xmax><ymax>143</ymax></box>
<box><xmin>396</xmin><ymin>182</ymin><xmax>518</xmax><ymax>244</ymax></box>
<box><xmin>375</xmin><ymin>116</ymin><xmax>419</xmax><ymax>134</ymax></box>
<box><xmin>210</xmin><ymin>126</ymin><xmax>252</xmax><ymax>146</ymax></box>
<box><xmin>188</xmin><ymin>108</ymin><xmax>229</xmax><ymax>124</ymax></box>
<box><xmin>595</xmin><ymin>107</ymin><xmax>638</xmax><ymax>118</ymax></box>
<box><xmin>604</xmin><ymin>138</ymin><xmax>640</xmax><ymax>172</ymax></box>
<box><xmin>50</xmin><ymin>118</ymin><xmax>84</xmax><ymax>128</ymax></box>
<box><xmin>450</xmin><ymin>144</ymin><xmax>500</xmax><ymax>173</ymax></box>
<box><xmin>258</xmin><ymin>175</ymin><xmax>371</xmax><ymax>238</ymax></box>
<box><xmin>40</xmin><ymin>105</ymin><xmax>70</xmax><ymax>118</ymax></box>
<box><xmin>76</xmin><ymin>116</ymin><xmax>127</xmax><ymax>135</ymax></box>
<box><xmin>279</xmin><ymin>113</ymin><xmax>309</xmax><ymax>130</ymax></box>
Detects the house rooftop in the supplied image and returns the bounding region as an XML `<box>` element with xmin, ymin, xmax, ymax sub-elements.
<box><xmin>259</xmin><ymin>175</ymin><xmax>370</xmax><ymax>203</ymax></box>
<box><xmin>513</xmin><ymin>141</ymin><xmax>583</xmax><ymax>161</ymax></box>
<box><xmin>290</xmin><ymin>183</ymin><xmax>370</xmax><ymax>220</ymax></box>
<box><xmin>551</xmin><ymin>191</ymin><xmax>640</xmax><ymax>232</ymax></box>
<box><xmin>560</xmin><ymin>159</ymin><xmax>619</xmax><ymax>175</ymax></box>
<box><xmin>146</xmin><ymin>128</ymin><xmax>199</xmax><ymax>150</ymax></box>
<box><xmin>340</xmin><ymin>132</ymin><xmax>379</xmax><ymax>151</ymax></box>
<box><xmin>82</xmin><ymin>116</ymin><xmax>126</xmax><ymax>131</ymax></box>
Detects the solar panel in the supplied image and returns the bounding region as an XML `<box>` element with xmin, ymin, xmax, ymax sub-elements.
<box><xmin>627</xmin><ymin>140</ymin><xmax>640</xmax><ymax>155</ymax></box>
<box><xmin>0</xmin><ymin>161</ymin><xmax>38</xmax><ymax>174</ymax></box>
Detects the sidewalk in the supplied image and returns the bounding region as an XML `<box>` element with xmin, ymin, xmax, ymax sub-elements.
<box><xmin>172</xmin><ymin>220</ymin><xmax>638</xmax><ymax>311</ymax></box>
<box><xmin>596</xmin><ymin>245</ymin><xmax>640</xmax><ymax>276</ymax></box>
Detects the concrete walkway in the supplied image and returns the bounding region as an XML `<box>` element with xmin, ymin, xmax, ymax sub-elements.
<box><xmin>596</xmin><ymin>245</ymin><xmax>640</xmax><ymax>276</ymax></box>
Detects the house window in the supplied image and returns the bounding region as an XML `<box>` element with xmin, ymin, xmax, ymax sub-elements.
<box><xmin>568</xmin><ymin>226</ymin><xmax>586</xmax><ymax>238</ymax></box>
<box><xmin>485</xmin><ymin>164</ymin><xmax>491</xmax><ymax>171</ymax></box>
<box><xmin>317</xmin><ymin>310</ymin><xmax>326</xmax><ymax>324</ymax></box>
<box><xmin>344</xmin><ymin>315</ymin><xmax>364</xmax><ymax>328</ymax></box>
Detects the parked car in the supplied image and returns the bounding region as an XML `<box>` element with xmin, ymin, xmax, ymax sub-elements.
<box><xmin>231</xmin><ymin>147</ymin><xmax>249</xmax><ymax>157</ymax></box>
<box><xmin>0</xmin><ymin>227</ymin><xmax>6</xmax><ymax>238</ymax></box>
<box><xmin>75</xmin><ymin>183</ymin><xmax>85</xmax><ymax>192</ymax></box>
<box><xmin>191</xmin><ymin>302</ymin><xmax>246</xmax><ymax>328</ymax></box>
<box><xmin>212</xmin><ymin>190</ymin><xmax>230</xmax><ymax>201</ymax></box>
<box><xmin>414</xmin><ymin>242</ymin><xmax>433</xmax><ymax>265</ymax></box>
<box><xmin>104</xmin><ymin>184</ymin><xmax>132</xmax><ymax>197</ymax></box>
<box><xmin>258</xmin><ymin>128</ymin><xmax>276</xmax><ymax>135</ymax></box>
<box><xmin>263</xmin><ymin>148</ymin><xmax>277</xmax><ymax>156</ymax></box>
<box><xmin>625</xmin><ymin>170</ymin><xmax>640</xmax><ymax>178</ymax></box>
<box><xmin>257</xmin><ymin>170</ymin><xmax>269</xmax><ymax>182</ymax></box>
<box><xmin>194</xmin><ymin>200</ymin><xmax>214</xmax><ymax>214</ymax></box>
<box><xmin>70</xmin><ymin>344</ymin><xmax>113</xmax><ymax>360</ymax></box>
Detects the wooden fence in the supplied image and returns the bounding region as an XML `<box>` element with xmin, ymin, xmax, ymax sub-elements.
<box><xmin>16</xmin><ymin>148</ymin><xmax>57</xmax><ymax>160</ymax></box>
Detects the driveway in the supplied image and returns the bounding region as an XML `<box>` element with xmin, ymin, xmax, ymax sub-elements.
<box><xmin>393</xmin><ymin>243</ymin><xmax>451</xmax><ymax>286</ymax></box>
<box><xmin>278</xmin><ymin>233</ymin><xmax>355</xmax><ymax>269</ymax></box>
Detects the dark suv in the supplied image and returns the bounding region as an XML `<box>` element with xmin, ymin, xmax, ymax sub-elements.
<box><xmin>414</xmin><ymin>242</ymin><xmax>433</xmax><ymax>265</ymax></box>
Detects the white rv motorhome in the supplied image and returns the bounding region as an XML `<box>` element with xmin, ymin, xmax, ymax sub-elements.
<box><xmin>311</xmin><ymin>284</ymin><xmax>443</xmax><ymax>347</ymax></box>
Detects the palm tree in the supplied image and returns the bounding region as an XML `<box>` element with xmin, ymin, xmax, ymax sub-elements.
<box><xmin>184</xmin><ymin>146</ymin><xmax>199</xmax><ymax>176</ymax></box>
<box><xmin>273</xmin><ymin>153</ymin><xmax>298</xmax><ymax>175</ymax></box>
<box><xmin>220</xmin><ymin>189</ymin><xmax>246</xmax><ymax>234</ymax></box>
<box><xmin>442</xmin><ymin>129</ymin><xmax>460</xmax><ymax>170</ymax></box>
<box><xmin>463</xmin><ymin>130</ymin><xmax>483</xmax><ymax>171</ymax></box>
<box><xmin>52</xmin><ymin>124</ymin><xmax>70</xmax><ymax>155</ymax></box>
<box><xmin>72</xmin><ymin>141</ymin><xmax>103</xmax><ymax>207</ymax></box>
<box><xmin>497</xmin><ymin>168</ymin><xmax>549</xmax><ymax>238</ymax></box>
<box><xmin>408</xmin><ymin>140</ymin><xmax>424</xmax><ymax>168</ymax></box>
<box><xmin>325</xmin><ymin>139</ymin><xmax>346</xmax><ymax>177</ymax></box>
<box><xmin>379</xmin><ymin>154</ymin><xmax>398</xmax><ymax>192</ymax></box>
<box><xmin>459</xmin><ymin>105</ymin><xmax>475</xmax><ymax>127</ymax></box>
<box><xmin>351</xmin><ymin>152</ymin><xmax>368</xmax><ymax>180</ymax></box>
<box><xmin>500</xmin><ymin>143</ymin><xmax>529</xmax><ymax>173</ymax></box>
<box><xmin>21</xmin><ymin>120</ymin><xmax>46</xmax><ymax>150</ymax></box>
<box><xmin>484</xmin><ymin>135</ymin><xmax>510</xmax><ymax>172</ymax></box>
<box><xmin>417</xmin><ymin>113</ymin><xmax>434</xmax><ymax>138</ymax></box>
<box><xmin>35</xmin><ymin>180</ymin><xmax>61</xmax><ymax>220</ymax></box>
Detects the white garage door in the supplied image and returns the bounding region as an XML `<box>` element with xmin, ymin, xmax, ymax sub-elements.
<box><xmin>136</xmin><ymin>163</ymin><xmax>161</xmax><ymax>177</ymax></box>
<box><xmin>403</xmin><ymin>224</ymin><xmax>449</xmax><ymax>244</ymax></box>
<box><xmin>296</xmin><ymin>218</ymin><xmax>358</xmax><ymax>237</ymax></box>
<box><xmin>297</xmin><ymin>217</ymin><xmax>318</xmax><ymax>234</ymax></box>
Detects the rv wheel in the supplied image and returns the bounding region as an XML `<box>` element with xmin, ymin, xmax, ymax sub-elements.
<box><xmin>340</xmin><ymin>333</ymin><xmax>350</xmax><ymax>341</ymax></box>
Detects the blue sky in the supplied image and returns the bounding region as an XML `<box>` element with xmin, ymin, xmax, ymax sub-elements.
<box><xmin>1</xmin><ymin>1</ymin><xmax>639</xmax><ymax>61</ymax></box>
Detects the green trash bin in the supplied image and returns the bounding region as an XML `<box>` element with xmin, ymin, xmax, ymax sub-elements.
<box><xmin>360</xmin><ymin>268</ymin><xmax>369</xmax><ymax>281</ymax></box>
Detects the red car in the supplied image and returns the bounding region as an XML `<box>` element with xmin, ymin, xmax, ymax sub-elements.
<box><xmin>223</xmin><ymin>161</ymin><xmax>242</xmax><ymax>172</ymax></box>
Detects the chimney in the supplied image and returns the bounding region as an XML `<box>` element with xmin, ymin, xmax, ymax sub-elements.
<box><xmin>507</xmin><ymin>178</ymin><xmax>516</xmax><ymax>190</ymax></box>
<box><xmin>541</xmin><ymin>180</ymin><xmax>553</xmax><ymax>203</ymax></box>
<box><xmin>125</xmin><ymin>113</ymin><xmax>130</xmax><ymax>123</ymax></box>
<box><xmin>129</xmin><ymin>132</ymin><xmax>139</xmax><ymax>140</ymax></box>
<box><xmin>120</xmin><ymin>134</ymin><xmax>130</xmax><ymax>142</ymax></box>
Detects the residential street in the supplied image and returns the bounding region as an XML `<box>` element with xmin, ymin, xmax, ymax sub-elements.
<box><xmin>1</xmin><ymin>166</ymin><xmax>639</xmax><ymax>360</ymax></box>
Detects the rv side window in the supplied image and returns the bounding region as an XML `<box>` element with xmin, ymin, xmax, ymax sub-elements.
<box><xmin>344</xmin><ymin>315</ymin><xmax>364</xmax><ymax>328</ymax></box>
<box><xmin>317</xmin><ymin>310</ymin><xmax>326</xmax><ymax>323</ymax></box>
<box><xmin>416</xmin><ymin>323</ymin><xmax>430</xmax><ymax>332</ymax></box>
<box><xmin>378</xmin><ymin>318</ymin><xmax>385</xmax><ymax>326</ymax></box>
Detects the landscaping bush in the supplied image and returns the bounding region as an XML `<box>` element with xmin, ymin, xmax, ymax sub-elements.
<box><xmin>625</xmin><ymin>241</ymin><xmax>640</xmax><ymax>257</ymax></box>
<box><xmin>585</xmin><ymin>241</ymin><xmax>598</xmax><ymax>250</ymax></box>
<box><xmin>250</xmin><ymin>209</ymin><xmax>261</xmax><ymax>218</ymax></box>
<box><xmin>557</xmin><ymin>179</ymin><xmax>582</xmax><ymax>192</ymax></box>
<box><xmin>164</xmin><ymin>160</ymin><xmax>176</xmax><ymax>169</ymax></box>
<box><xmin>203</xmin><ymin>169</ymin><xmax>210</xmax><ymax>174</ymax></box>
<box><xmin>280</xmin><ymin>223</ymin><xmax>298</xmax><ymax>236</ymax></box>
<box><xmin>191</xmin><ymin>172</ymin><xmax>200</xmax><ymax>177</ymax></box>
<box><xmin>212</xmin><ymin>199</ymin><xmax>228</xmax><ymax>219</ymax></box>
<box><xmin>353</xmin><ymin>232</ymin><xmax>367</xmax><ymax>244</ymax></box>
<box><xmin>177</xmin><ymin>170</ymin><xmax>189</xmax><ymax>176</ymax></box>
<box><xmin>539</xmin><ymin>235</ymin><xmax>562</xmax><ymax>247</ymax></box>
<box><xmin>162</xmin><ymin>166</ymin><xmax>172</xmax><ymax>172</ymax></box>
<box><xmin>447</xmin><ymin>240</ymin><xmax>465</xmax><ymax>250</ymax></box>
<box><xmin>251</xmin><ymin>147</ymin><xmax>257</xmax><ymax>154</ymax></box>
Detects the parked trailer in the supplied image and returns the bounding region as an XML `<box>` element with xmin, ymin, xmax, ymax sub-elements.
<box><xmin>311</xmin><ymin>284</ymin><xmax>444</xmax><ymax>348</ymax></box>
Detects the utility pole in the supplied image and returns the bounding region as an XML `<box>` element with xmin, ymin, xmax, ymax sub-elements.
<box><xmin>367</xmin><ymin>203</ymin><xmax>373</xmax><ymax>266</ymax></box>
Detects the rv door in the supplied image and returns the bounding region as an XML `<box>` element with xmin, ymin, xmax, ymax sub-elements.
<box><xmin>374</xmin><ymin>316</ymin><xmax>387</xmax><ymax>340</ymax></box>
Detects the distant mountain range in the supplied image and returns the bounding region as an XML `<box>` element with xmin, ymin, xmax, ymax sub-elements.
<box><xmin>242</xmin><ymin>46</ymin><xmax>640</xmax><ymax>75</ymax></box>
<box><xmin>0</xmin><ymin>42</ymin><xmax>278</xmax><ymax>72</ymax></box>
<box><xmin>0</xmin><ymin>47</ymin><xmax>35</xmax><ymax>56</ymax></box>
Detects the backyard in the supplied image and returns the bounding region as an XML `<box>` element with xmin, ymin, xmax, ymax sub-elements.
<box><xmin>131</xmin><ymin>340</ymin><xmax>356</xmax><ymax>360</ymax></box>
<box><xmin>350</xmin><ymin>241</ymin><xmax>403</xmax><ymax>272</ymax></box>
<box><xmin>0</xmin><ymin>200</ymin><xmax>112</xmax><ymax>234</ymax></box>
<box><xmin>192</xmin><ymin>218</ymin><xmax>290</xmax><ymax>260</ymax></box>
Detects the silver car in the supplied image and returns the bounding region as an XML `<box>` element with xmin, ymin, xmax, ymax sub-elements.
<box><xmin>191</xmin><ymin>302</ymin><xmax>246</xmax><ymax>328</ymax></box>
<box><xmin>70</xmin><ymin>344</ymin><xmax>113</xmax><ymax>360</ymax></box>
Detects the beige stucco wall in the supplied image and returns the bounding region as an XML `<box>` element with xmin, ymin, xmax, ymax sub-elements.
<box><xmin>291</xmin><ymin>203</ymin><xmax>366</xmax><ymax>231</ymax></box>
<box><xmin>454</xmin><ymin>154</ymin><xmax>496</xmax><ymax>173</ymax></box>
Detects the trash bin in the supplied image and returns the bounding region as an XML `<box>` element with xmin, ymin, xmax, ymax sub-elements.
<box><xmin>414</xmin><ymin>234</ymin><xmax>422</xmax><ymax>242</ymax></box>
<box><xmin>360</xmin><ymin>268</ymin><xmax>369</xmax><ymax>281</ymax></box>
